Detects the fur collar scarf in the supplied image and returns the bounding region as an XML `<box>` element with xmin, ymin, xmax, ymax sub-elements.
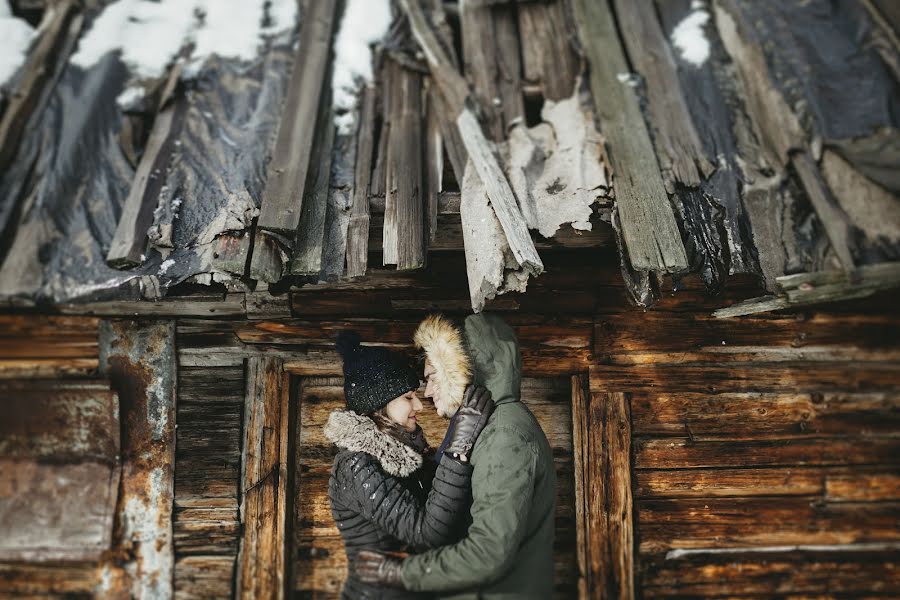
<box><xmin>324</xmin><ymin>409</ymin><xmax>423</xmax><ymax>477</ymax></box>
<box><xmin>414</xmin><ymin>314</ymin><xmax>471</xmax><ymax>415</ymax></box>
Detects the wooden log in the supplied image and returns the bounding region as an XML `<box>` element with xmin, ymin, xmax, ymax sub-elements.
<box><xmin>107</xmin><ymin>63</ymin><xmax>186</xmax><ymax>267</ymax></box>
<box><xmin>634</xmin><ymin>466</ymin><xmax>900</xmax><ymax>500</ymax></box>
<box><xmin>636</xmin><ymin>497</ymin><xmax>900</xmax><ymax>553</ymax></box>
<box><xmin>174</xmin><ymin>555</ymin><xmax>237</xmax><ymax>600</ymax></box>
<box><xmin>57</xmin><ymin>293</ymin><xmax>247</xmax><ymax>317</ymax></box>
<box><xmin>603</xmin><ymin>391</ymin><xmax>635</xmax><ymax>599</ymax></box>
<box><xmin>0</xmin><ymin>562</ymin><xmax>99</xmax><ymax>597</ymax></box>
<box><xmin>572</xmin><ymin>0</ymin><xmax>688</xmax><ymax>272</ymax></box>
<box><xmin>630</xmin><ymin>391</ymin><xmax>900</xmax><ymax>438</ymax></box>
<box><xmin>257</xmin><ymin>0</ymin><xmax>337</xmax><ymax>235</ymax></box>
<box><xmin>290</xmin><ymin>88</ymin><xmax>336</xmax><ymax>275</ymax></box>
<box><xmin>571</xmin><ymin>375</ymin><xmax>599</xmax><ymax>599</ymax></box>
<box><xmin>460</xmin><ymin>1</ymin><xmax>524</xmax><ymax>141</ymax></box>
<box><xmin>345</xmin><ymin>85</ymin><xmax>376</xmax><ymax>278</ymax></box>
<box><xmin>612</xmin><ymin>0</ymin><xmax>712</xmax><ymax>188</ymax></box>
<box><xmin>633</xmin><ymin>437</ymin><xmax>900</xmax><ymax>470</ymax></box>
<box><xmin>640</xmin><ymin>547</ymin><xmax>900</xmax><ymax>597</ymax></box>
<box><xmin>98</xmin><ymin>320</ymin><xmax>177</xmax><ymax>599</ymax></box>
<box><xmin>174</xmin><ymin>498</ymin><xmax>241</xmax><ymax>555</ymax></box>
<box><xmin>237</xmin><ymin>356</ymin><xmax>290</xmax><ymax>600</ymax></box>
<box><xmin>518</xmin><ymin>0</ymin><xmax>578</xmax><ymax>101</ymax></box>
<box><xmin>383</xmin><ymin>59</ymin><xmax>425</xmax><ymax>269</ymax></box>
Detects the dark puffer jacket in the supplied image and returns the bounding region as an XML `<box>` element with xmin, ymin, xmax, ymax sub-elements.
<box><xmin>325</xmin><ymin>410</ymin><xmax>473</xmax><ymax>600</ymax></box>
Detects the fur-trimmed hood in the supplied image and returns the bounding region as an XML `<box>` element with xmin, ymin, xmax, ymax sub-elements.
<box><xmin>323</xmin><ymin>409</ymin><xmax>423</xmax><ymax>477</ymax></box>
<box><xmin>414</xmin><ymin>314</ymin><xmax>472</xmax><ymax>416</ymax></box>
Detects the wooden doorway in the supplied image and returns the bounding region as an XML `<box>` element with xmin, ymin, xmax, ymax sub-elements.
<box><xmin>290</xmin><ymin>375</ymin><xmax>580</xmax><ymax>599</ymax></box>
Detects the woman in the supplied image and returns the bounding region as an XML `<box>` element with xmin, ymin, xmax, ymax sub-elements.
<box><xmin>325</xmin><ymin>331</ymin><xmax>493</xmax><ymax>599</ymax></box>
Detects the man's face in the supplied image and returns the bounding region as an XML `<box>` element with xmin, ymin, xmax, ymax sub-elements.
<box><xmin>423</xmin><ymin>358</ymin><xmax>451</xmax><ymax>418</ymax></box>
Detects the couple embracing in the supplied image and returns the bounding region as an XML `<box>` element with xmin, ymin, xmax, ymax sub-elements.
<box><xmin>324</xmin><ymin>313</ymin><xmax>556</xmax><ymax>599</ymax></box>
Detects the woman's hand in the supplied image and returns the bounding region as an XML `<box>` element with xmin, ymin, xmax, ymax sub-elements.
<box><xmin>443</xmin><ymin>385</ymin><xmax>494</xmax><ymax>462</ymax></box>
<box><xmin>352</xmin><ymin>549</ymin><xmax>405</xmax><ymax>588</ymax></box>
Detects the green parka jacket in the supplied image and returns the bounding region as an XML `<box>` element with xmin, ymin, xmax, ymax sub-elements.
<box><xmin>403</xmin><ymin>313</ymin><xmax>557</xmax><ymax>599</ymax></box>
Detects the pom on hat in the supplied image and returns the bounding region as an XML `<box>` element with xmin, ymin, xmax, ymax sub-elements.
<box><xmin>335</xmin><ymin>330</ymin><xmax>362</xmax><ymax>359</ymax></box>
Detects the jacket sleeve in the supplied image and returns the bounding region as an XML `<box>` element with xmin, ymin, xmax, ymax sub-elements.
<box><xmin>342</xmin><ymin>451</ymin><xmax>474</xmax><ymax>550</ymax></box>
<box><xmin>400</xmin><ymin>424</ymin><xmax>537</xmax><ymax>592</ymax></box>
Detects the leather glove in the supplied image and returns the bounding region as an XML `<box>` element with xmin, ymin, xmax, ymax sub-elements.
<box><xmin>352</xmin><ymin>549</ymin><xmax>405</xmax><ymax>588</ymax></box>
<box><xmin>444</xmin><ymin>384</ymin><xmax>494</xmax><ymax>461</ymax></box>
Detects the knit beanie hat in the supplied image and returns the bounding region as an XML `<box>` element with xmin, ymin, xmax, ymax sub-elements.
<box><xmin>335</xmin><ymin>331</ymin><xmax>420</xmax><ymax>415</ymax></box>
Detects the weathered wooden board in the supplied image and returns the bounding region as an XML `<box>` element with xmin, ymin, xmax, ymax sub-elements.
<box><xmin>518</xmin><ymin>0</ymin><xmax>578</xmax><ymax>101</ymax></box>
<box><xmin>0</xmin><ymin>561</ymin><xmax>100</xmax><ymax>597</ymax></box>
<box><xmin>572</xmin><ymin>0</ymin><xmax>688</xmax><ymax>272</ymax></box>
<box><xmin>636</xmin><ymin>497</ymin><xmax>900</xmax><ymax>553</ymax></box>
<box><xmin>345</xmin><ymin>85</ymin><xmax>376</xmax><ymax>278</ymax></box>
<box><xmin>257</xmin><ymin>0</ymin><xmax>337</xmax><ymax>235</ymax></box>
<box><xmin>237</xmin><ymin>356</ymin><xmax>290</xmax><ymax>600</ymax></box>
<box><xmin>0</xmin><ymin>380</ymin><xmax>119</xmax><ymax>562</ymax></box>
<box><xmin>0</xmin><ymin>315</ymin><xmax>99</xmax><ymax>378</ymax></box>
<box><xmin>640</xmin><ymin>548</ymin><xmax>900</xmax><ymax>597</ymax></box>
<box><xmin>633</xmin><ymin>437</ymin><xmax>900</xmax><ymax>470</ymax></box>
<box><xmin>634</xmin><ymin>466</ymin><xmax>900</xmax><ymax>500</ymax></box>
<box><xmin>630</xmin><ymin>391</ymin><xmax>900</xmax><ymax>437</ymax></box>
<box><xmin>174</xmin><ymin>555</ymin><xmax>236</xmax><ymax>600</ymax></box>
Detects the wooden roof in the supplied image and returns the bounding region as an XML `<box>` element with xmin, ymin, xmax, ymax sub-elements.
<box><xmin>0</xmin><ymin>0</ymin><xmax>898</xmax><ymax>314</ymax></box>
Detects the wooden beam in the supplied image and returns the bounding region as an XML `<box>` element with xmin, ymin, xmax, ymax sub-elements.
<box><xmin>97</xmin><ymin>319</ymin><xmax>177</xmax><ymax>599</ymax></box>
<box><xmin>345</xmin><ymin>85</ymin><xmax>376</xmax><ymax>277</ymax></box>
<box><xmin>257</xmin><ymin>0</ymin><xmax>337</xmax><ymax>235</ymax></box>
<box><xmin>237</xmin><ymin>356</ymin><xmax>291</xmax><ymax>600</ymax></box>
<box><xmin>518</xmin><ymin>0</ymin><xmax>578</xmax><ymax>101</ymax></box>
<box><xmin>571</xmin><ymin>374</ymin><xmax>597</xmax><ymax>599</ymax></box>
<box><xmin>604</xmin><ymin>390</ymin><xmax>635</xmax><ymax>599</ymax></box>
<box><xmin>612</xmin><ymin>0</ymin><xmax>712</xmax><ymax>188</ymax></box>
<box><xmin>572</xmin><ymin>0</ymin><xmax>688</xmax><ymax>272</ymax></box>
<box><xmin>106</xmin><ymin>64</ymin><xmax>185</xmax><ymax>267</ymax></box>
<box><xmin>290</xmin><ymin>92</ymin><xmax>336</xmax><ymax>275</ymax></box>
<box><xmin>383</xmin><ymin>58</ymin><xmax>425</xmax><ymax>269</ymax></box>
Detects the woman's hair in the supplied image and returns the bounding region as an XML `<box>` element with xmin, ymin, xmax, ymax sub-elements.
<box><xmin>369</xmin><ymin>408</ymin><xmax>395</xmax><ymax>432</ymax></box>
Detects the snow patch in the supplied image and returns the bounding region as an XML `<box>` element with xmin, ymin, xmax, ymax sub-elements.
<box><xmin>0</xmin><ymin>1</ymin><xmax>36</xmax><ymax>88</ymax></box>
<box><xmin>158</xmin><ymin>258</ymin><xmax>175</xmax><ymax>274</ymax></box>
<box><xmin>331</xmin><ymin>0</ymin><xmax>392</xmax><ymax>133</ymax></box>
<box><xmin>116</xmin><ymin>85</ymin><xmax>145</xmax><ymax>109</ymax></box>
<box><xmin>670</xmin><ymin>2</ymin><xmax>711</xmax><ymax>67</ymax></box>
<box><xmin>71</xmin><ymin>0</ymin><xmax>297</xmax><ymax>82</ymax></box>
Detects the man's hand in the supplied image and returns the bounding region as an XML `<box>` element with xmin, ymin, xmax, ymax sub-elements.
<box><xmin>352</xmin><ymin>549</ymin><xmax>405</xmax><ymax>588</ymax></box>
<box><xmin>444</xmin><ymin>385</ymin><xmax>494</xmax><ymax>461</ymax></box>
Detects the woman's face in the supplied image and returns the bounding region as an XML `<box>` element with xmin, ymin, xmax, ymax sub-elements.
<box><xmin>384</xmin><ymin>390</ymin><xmax>423</xmax><ymax>432</ymax></box>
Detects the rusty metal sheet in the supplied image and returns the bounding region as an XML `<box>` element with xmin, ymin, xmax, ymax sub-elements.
<box><xmin>98</xmin><ymin>319</ymin><xmax>176</xmax><ymax>599</ymax></box>
<box><xmin>0</xmin><ymin>379</ymin><xmax>119</xmax><ymax>562</ymax></box>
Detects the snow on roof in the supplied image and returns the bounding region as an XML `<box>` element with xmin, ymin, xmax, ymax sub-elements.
<box><xmin>332</xmin><ymin>0</ymin><xmax>392</xmax><ymax>134</ymax></box>
<box><xmin>0</xmin><ymin>1</ymin><xmax>36</xmax><ymax>89</ymax></box>
<box><xmin>670</xmin><ymin>1</ymin><xmax>711</xmax><ymax>67</ymax></box>
<box><xmin>70</xmin><ymin>0</ymin><xmax>297</xmax><ymax>81</ymax></box>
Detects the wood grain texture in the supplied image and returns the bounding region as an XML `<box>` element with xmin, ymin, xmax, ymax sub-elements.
<box><xmin>518</xmin><ymin>0</ymin><xmax>578</xmax><ymax>101</ymax></box>
<box><xmin>257</xmin><ymin>0</ymin><xmax>337</xmax><ymax>235</ymax></box>
<box><xmin>345</xmin><ymin>85</ymin><xmax>376</xmax><ymax>278</ymax></box>
<box><xmin>572</xmin><ymin>0</ymin><xmax>687</xmax><ymax>272</ymax></box>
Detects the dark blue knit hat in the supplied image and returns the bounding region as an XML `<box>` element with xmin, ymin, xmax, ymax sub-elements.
<box><xmin>336</xmin><ymin>331</ymin><xmax>420</xmax><ymax>414</ymax></box>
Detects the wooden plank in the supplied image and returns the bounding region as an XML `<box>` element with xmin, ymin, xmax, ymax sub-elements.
<box><xmin>634</xmin><ymin>466</ymin><xmax>900</xmax><ymax>500</ymax></box>
<box><xmin>640</xmin><ymin>548</ymin><xmax>900</xmax><ymax>597</ymax></box>
<box><xmin>290</xmin><ymin>88</ymin><xmax>336</xmax><ymax>275</ymax></box>
<box><xmin>383</xmin><ymin>59</ymin><xmax>425</xmax><ymax>269</ymax></box>
<box><xmin>0</xmin><ymin>562</ymin><xmax>99</xmax><ymax>597</ymax></box>
<box><xmin>604</xmin><ymin>392</ymin><xmax>635</xmax><ymax>599</ymax></box>
<box><xmin>636</xmin><ymin>497</ymin><xmax>900</xmax><ymax>553</ymax></box>
<box><xmin>633</xmin><ymin>437</ymin><xmax>900</xmax><ymax>470</ymax></box>
<box><xmin>630</xmin><ymin>391</ymin><xmax>900</xmax><ymax>437</ymax></box>
<box><xmin>460</xmin><ymin>1</ymin><xmax>524</xmax><ymax>141</ymax></box>
<box><xmin>425</xmin><ymin>84</ymin><xmax>443</xmax><ymax>243</ymax></box>
<box><xmin>257</xmin><ymin>0</ymin><xmax>337</xmax><ymax>235</ymax></box>
<box><xmin>97</xmin><ymin>319</ymin><xmax>177</xmax><ymax>599</ymax></box>
<box><xmin>572</xmin><ymin>0</ymin><xmax>687</xmax><ymax>272</ymax></box>
<box><xmin>612</xmin><ymin>0</ymin><xmax>712</xmax><ymax>188</ymax></box>
<box><xmin>345</xmin><ymin>85</ymin><xmax>376</xmax><ymax>278</ymax></box>
<box><xmin>518</xmin><ymin>0</ymin><xmax>578</xmax><ymax>101</ymax></box>
<box><xmin>571</xmin><ymin>375</ymin><xmax>597</xmax><ymax>599</ymax></box>
<box><xmin>107</xmin><ymin>64</ymin><xmax>185</xmax><ymax>267</ymax></box>
<box><xmin>174</xmin><ymin>555</ymin><xmax>237</xmax><ymax>600</ymax></box>
<box><xmin>58</xmin><ymin>293</ymin><xmax>247</xmax><ymax>317</ymax></box>
<box><xmin>237</xmin><ymin>356</ymin><xmax>289</xmax><ymax>600</ymax></box>
<box><xmin>590</xmin><ymin>363</ymin><xmax>900</xmax><ymax>393</ymax></box>
<box><xmin>791</xmin><ymin>151</ymin><xmax>856</xmax><ymax>271</ymax></box>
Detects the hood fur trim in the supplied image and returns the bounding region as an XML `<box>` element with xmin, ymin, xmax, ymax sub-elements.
<box><xmin>414</xmin><ymin>314</ymin><xmax>471</xmax><ymax>416</ymax></box>
<box><xmin>324</xmin><ymin>410</ymin><xmax>423</xmax><ymax>477</ymax></box>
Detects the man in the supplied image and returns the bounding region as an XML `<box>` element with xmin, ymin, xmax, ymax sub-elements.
<box><xmin>353</xmin><ymin>313</ymin><xmax>557</xmax><ymax>599</ymax></box>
